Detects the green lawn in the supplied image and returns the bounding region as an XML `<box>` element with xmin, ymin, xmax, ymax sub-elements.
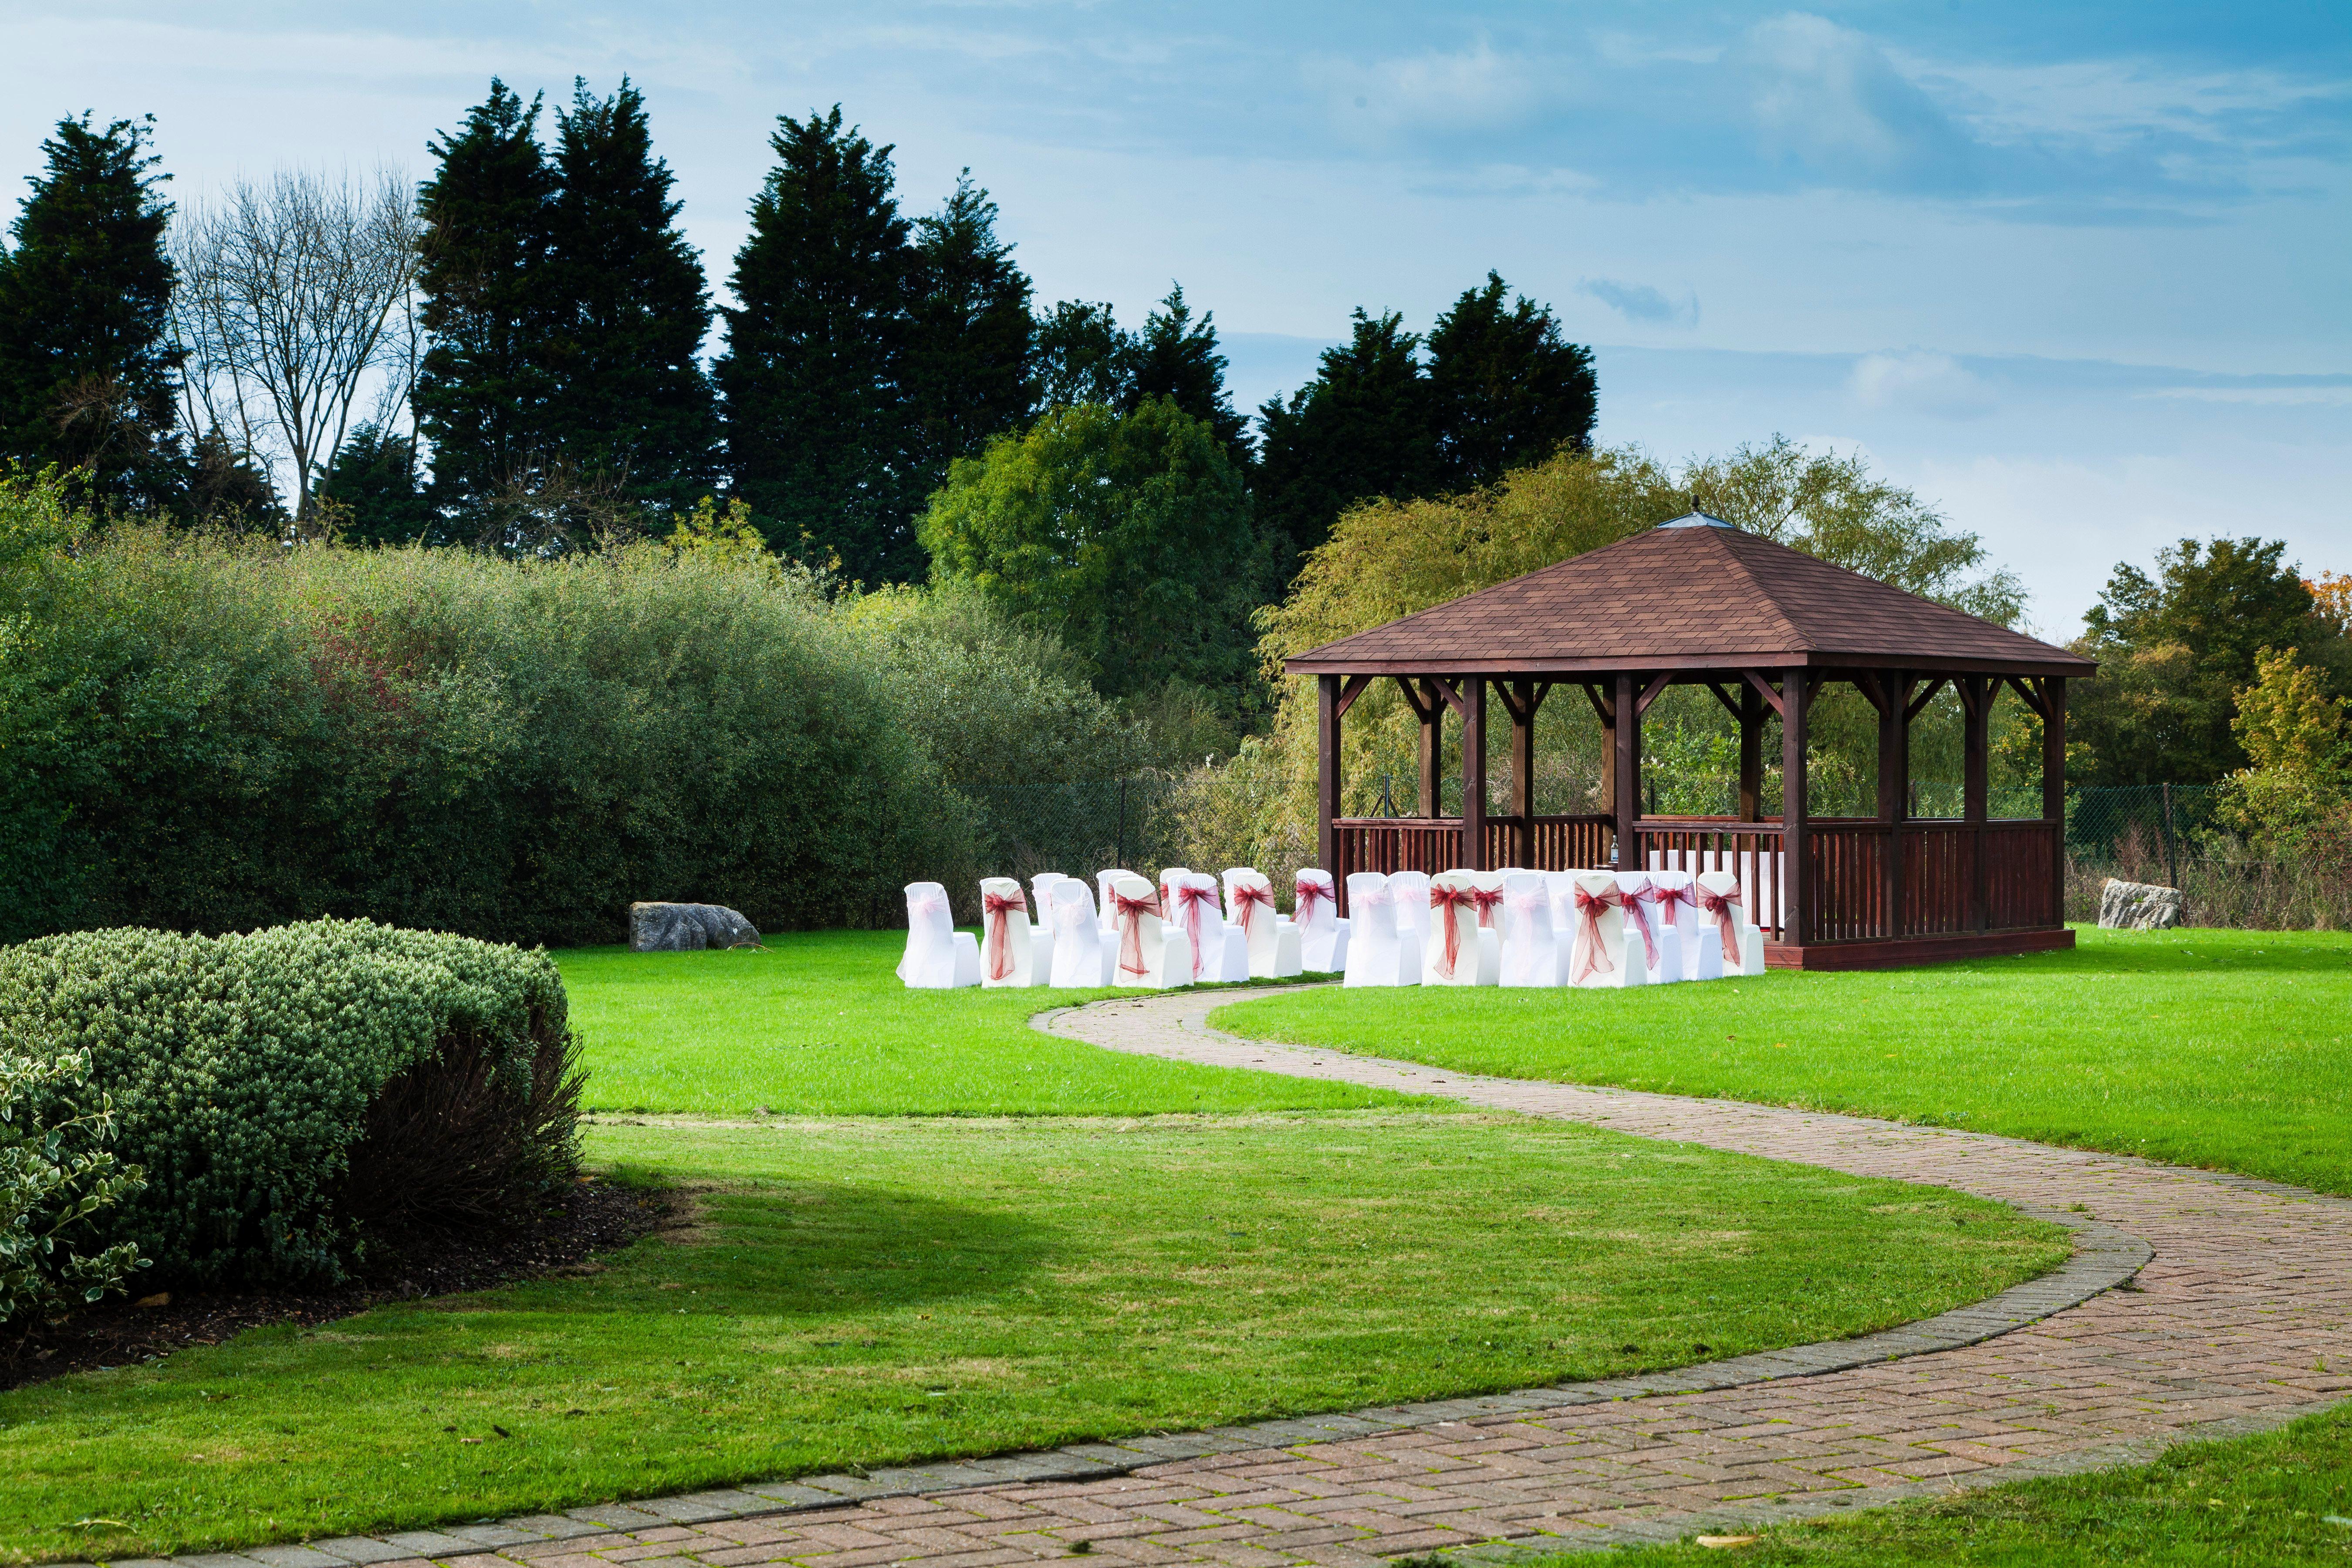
<box><xmin>556</xmin><ymin>933</ymin><xmax>1392</xmax><ymax>1116</ymax></box>
<box><xmin>1576</xmin><ymin>1400</ymin><xmax>2352</xmax><ymax>1565</ymax></box>
<box><xmin>1213</xmin><ymin>926</ymin><xmax>2352</xmax><ymax>1196</ymax></box>
<box><xmin>0</xmin><ymin>1113</ymin><xmax>2065</xmax><ymax>1563</ymax></box>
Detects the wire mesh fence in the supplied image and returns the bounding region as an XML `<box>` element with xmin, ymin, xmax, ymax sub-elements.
<box><xmin>956</xmin><ymin>773</ymin><xmax>1191</xmax><ymax>892</ymax></box>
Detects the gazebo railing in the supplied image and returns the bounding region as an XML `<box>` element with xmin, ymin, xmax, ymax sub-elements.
<box><xmin>1330</xmin><ymin>813</ymin><xmax>2061</xmax><ymax>947</ymax></box>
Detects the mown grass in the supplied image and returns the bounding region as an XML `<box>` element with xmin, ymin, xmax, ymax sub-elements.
<box><xmin>1</xmin><ymin>1114</ymin><xmax>2066</xmax><ymax>1563</ymax></box>
<box><xmin>1213</xmin><ymin>926</ymin><xmax>2352</xmax><ymax>1196</ymax></box>
<box><xmin>1578</xmin><ymin>1400</ymin><xmax>2352</xmax><ymax>1565</ymax></box>
<box><xmin>556</xmin><ymin>933</ymin><xmax>1388</xmax><ymax>1116</ymax></box>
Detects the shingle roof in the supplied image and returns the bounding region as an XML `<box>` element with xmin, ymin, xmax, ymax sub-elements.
<box><xmin>1285</xmin><ymin>519</ymin><xmax>2095</xmax><ymax>678</ymax></box>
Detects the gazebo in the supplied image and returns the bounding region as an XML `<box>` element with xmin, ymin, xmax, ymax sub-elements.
<box><xmin>1286</xmin><ymin>512</ymin><xmax>2098</xmax><ymax>970</ymax></box>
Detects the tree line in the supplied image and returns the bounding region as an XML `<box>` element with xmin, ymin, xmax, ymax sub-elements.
<box><xmin>0</xmin><ymin>89</ymin><xmax>1597</xmax><ymax>598</ymax></box>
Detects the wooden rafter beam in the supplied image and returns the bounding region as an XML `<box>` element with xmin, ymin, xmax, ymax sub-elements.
<box><xmin>1703</xmin><ymin>681</ymin><xmax>1743</xmax><ymax>720</ymax></box>
<box><xmin>1581</xmin><ymin>681</ymin><xmax>1615</xmax><ymax>724</ymax></box>
<box><xmin>1903</xmin><ymin>675</ymin><xmax>1950</xmax><ymax>723</ymax></box>
<box><xmin>1852</xmin><ymin>670</ymin><xmax>1890</xmax><ymax>717</ymax></box>
<box><xmin>1426</xmin><ymin>675</ymin><xmax>1469</xmax><ymax>719</ymax></box>
<box><xmin>1635</xmin><ymin>671</ymin><xmax>1673</xmax><ymax>717</ymax></box>
<box><xmin>1391</xmin><ymin>674</ymin><xmax>1433</xmax><ymax>722</ymax></box>
<box><xmin>1333</xmin><ymin>674</ymin><xmax>1373</xmax><ymax>720</ymax></box>
<box><xmin>1740</xmin><ymin>669</ymin><xmax>1788</xmax><ymax>720</ymax></box>
<box><xmin>2004</xmin><ymin>674</ymin><xmax>2048</xmax><ymax>720</ymax></box>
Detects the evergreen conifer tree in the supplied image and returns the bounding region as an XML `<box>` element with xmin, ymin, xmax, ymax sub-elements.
<box><xmin>0</xmin><ymin>113</ymin><xmax>182</xmax><ymax>507</ymax></box>
<box><xmin>413</xmin><ymin>80</ymin><xmax>558</xmax><ymax>523</ymax></box>
<box><xmin>315</xmin><ymin>422</ymin><xmax>435</xmax><ymax>544</ymax></box>
<box><xmin>716</xmin><ymin>106</ymin><xmax>921</xmax><ymax>581</ymax></box>
<box><xmin>543</xmin><ymin>78</ymin><xmax>717</xmax><ymax>520</ymax></box>
<box><xmin>1426</xmin><ymin>270</ymin><xmax>1595</xmax><ymax>488</ymax></box>
<box><xmin>1255</xmin><ymin>308</ymin><xmax>1437</xmax><ymax>562</ymax></box>
<box><xmin>905</xmin><ymin>172</ymin><xmax>1034</xmax><ymax>497</ymax></box>
<box><xmin>1033</xmin><ymin>300</ymin><xmax>1132</xmax><ymax>409</ymax></box>
<box><xmin>1127</xmin><ymin>284</ymin><xmax>1249</xmax><ymax>464</ymax></box>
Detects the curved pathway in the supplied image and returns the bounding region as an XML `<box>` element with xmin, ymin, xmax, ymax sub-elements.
<box><xmin>147</xmin><ymin>989</ymin><xmax>2352</xmax><ymax>1568</ymax></box>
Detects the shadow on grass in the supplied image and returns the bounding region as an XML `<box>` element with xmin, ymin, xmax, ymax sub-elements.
<box><xmin>559</xmin><ymin>1170</ymin><xmax>1062</xmax><ymax>1323</ymax></box>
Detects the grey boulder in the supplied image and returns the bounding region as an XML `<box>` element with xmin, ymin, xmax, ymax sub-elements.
<box><xmin>630</xmin><ymin>901</ymin><xmax>763</xmax><ymax>951</ymax></box>
<box><xmin>2098</xmin><ymin>879</ymin><xmax>2184</xmax><ymax>931</ymax></box>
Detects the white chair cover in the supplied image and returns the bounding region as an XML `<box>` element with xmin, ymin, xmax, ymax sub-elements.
<box><xmin>1031</xmin><ymin>872</ymin><xmax>1070</xmax><ymax>933</ymax></box>
<box><xmin>1388</xmin><ymin>870</ymin><xmax>1430</xmax><ymax>951</ymax></box>
<box><xmin>1646</xmin><ymin>869</ymin><xmax>1694</xmax><ymax>983</ymax></box>
<box><xmin>1614</xmin><ymin>871</ymin><xmax>1680</xmax><ymax>986</ymax></box>
<box><xmin>900</xmin><ymin>881</ymin><xmax>980</xmax><ymax>989</ymax></box>
<box><xmin>1693</xmin><ymin>870</ymin><xmax>1768</xmax><ymax>978</ymax></box>
<box><xmin>1471</xmin><ymin>869</ymin><xmax>1505</xmax><ymax>985</ymax></box>
<box><xmin>1565</xmin><ymin>870</ymin><xmax>1645</xmax><ymax>990</ymax></box>
<box><xmin>1095</xmin><ymin>868</ymin><xmax>1135</xmax><ymax>939</ymax></box>
<box><xmin>1294</xmin><ymin>869</ymin><xmax>1349</xmax><ymax>972</ymax></box>
<box><xmin>977</xmin><ymin>877</ymin><xmax>1044</xmax><ymax>987</ymax></box>
<box><xmin>1341</xmin><ymin>872</ymin><xmax>1420</xmax><ymax>987</ymax></box>
<box><xmin>1108</xmin><ymin>873</ymin><xmax>1191</xmax><ymax>988</ymax></box>
<box><xmin>1048</xmin><ymin>879</ymin><xmax>1106</xmax><ymax>989</ymax></box>
<box><xmin>1498</xmin><ymin>871</ymin><xmax>1558</xmax><ymax>987</ymax></box>
<box><xmin>1224</xmin><ymin>868</ymin><xmax>1300</xmax><ymax>978</ymax></box>
<box><xmin>1166</xmin><ymin>872</ymin><xmax>1227</xmax><ymax>983</ymax></box>
<box><xmin>1423</xmin><ymin>870</ymin><xmax>1490</xmax><ymax>986</ymax></box>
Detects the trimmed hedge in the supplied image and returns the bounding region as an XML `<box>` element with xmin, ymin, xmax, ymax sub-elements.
<box><xmin>0</xmin><ymin>919</ymin><xmax>581</xmax><ymax>1288</ymax></box>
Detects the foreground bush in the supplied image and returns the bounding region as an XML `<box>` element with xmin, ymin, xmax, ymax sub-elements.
<box><xmin>0</xmin><ymin>1048</ymin><xmax>146</xmax><ymax>1326</ymax></box>
<box><xmin>0</xmin><ymin>474</ymin><xmax>962</xmax><ymax>944</ymax></box>
<box><xmin>0</xmin><ymin>919</ymin><xmax>582</xmax><ymax>1287</ymax></box>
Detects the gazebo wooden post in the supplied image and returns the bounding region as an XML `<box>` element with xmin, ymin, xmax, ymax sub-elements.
<box><xmin>1317</xmin><ymin>674</ymin><xmax>1340</xmax><ymax>896</ymax></box>
<box><xmin>2044</xmin><ymin>676</ymin><xmax>2068</xmax><ymax>923</ymax></box>
<box><xmin>1781</xmin><ymin>669</ymin><xmax>1810</xmax><ymax>946</ymax></box>
<box><xmin>1962</xmin><ymin>676</ymin><xmax>1991</xmax><ymax>932</ymax></box>
<box><xmin>1737</xmin><ymin>683</ymin><xmax>1764</xmax><ymax>821</ymax></box>
<box><xmin>1877</xmin><ymin>669</ymin><xmax>1909</xmax><ymax>940</ymax></box>
<box><xmin>1504</xmin><ymin>680</ymin><xmax>1540</xmax><ymax>867</ymax></box>
<box><xmin>1416</xmin><ymin>679</ymin><xmax>1442</xmax><ymax>819</ymax></box>
<box><xmin>1462</xmin><ymin>677</ymin><xmax>1488</xmax><ymax>870</ymax></box>
<box><xmin>1613</xmin><ymin>672</ymin><xmax>1640</xmax><ymax>871</ymax></box>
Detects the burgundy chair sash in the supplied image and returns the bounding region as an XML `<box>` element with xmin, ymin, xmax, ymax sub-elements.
<box><xmin>1428</xmin><ymin>884</ymin><xmax>1476</xmax><ymax>977</ymax></box>
<box><xmin>1171</xmin><ymin>881</ymin><xmax>1220</xmax><ymax>978</ymax></box>
<box><xmin>1470</xmin><ymin>887</ymin><xmax>1505</xmax><ymax>928</ymax></box>
<box><xmin>1296</xmin><ymin>876</ymin><xmax>1333</xmax><ymax>922</ymax></box>
<box><xmin>1619</xmin><ymin>878</ymin><xmax>1662</xmax><ymax>970</ymax></box>
<box><xmin>1111</xmin><ymin>890</ymin><xmax>1161</xmax><ymax>977</ymax></box>
<box><xmin>1695</xmin><ymin>885</ymin><xmax>1744</xmax><ymax>964</ymax></box>
<box><xmin>981</xmin><ymin>889</ymin><xmax>1027</xmax><ymax>981</ymax></box>
<box><xmin>1571</xmin><ymin>883</ymin><xmax>1625</xmax><ymax>983</ymax></box>
<box><xmin>1231</xmin><ymin>881</ymin><xmax>1274</xmax><ymax>938</ymax></box>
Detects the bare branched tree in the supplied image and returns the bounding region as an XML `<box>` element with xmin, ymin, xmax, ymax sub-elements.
<box><xmin>171</xmin><ymin>167</ymin><xmax>422</xmax><ymax>520</ymax></box>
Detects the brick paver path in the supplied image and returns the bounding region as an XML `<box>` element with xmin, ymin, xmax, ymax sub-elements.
<box><xmin>135</xmin><ymin>988</ymin><xmax>2351</xmax><ymax>1568</ymax></box>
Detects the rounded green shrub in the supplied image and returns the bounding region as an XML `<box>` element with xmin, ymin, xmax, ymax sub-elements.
<box><xmin>0</xmin><ymin>919</ymin><xmax>581</xmax><ymax>1288</ymax></box>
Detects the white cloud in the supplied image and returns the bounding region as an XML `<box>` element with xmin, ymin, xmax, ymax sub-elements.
<box><xmin>1304</xmin><ymin>39</ymin><xmax>1551</xmax><ymax>147</ymax></box>
<box><xmin>1735</xmin><ymin>12</ymin><xmax>1980</xmax><ymax>191</ymax></box>
<box><xmin>1848</xmin><ymin>351</ymin><xmax>1997</xmax><ymax>419</ymax></box>
<box><xmin>1580</xmin><ymin>277</ymin><xmax>1700</xmax><ymax>326</ymax></box>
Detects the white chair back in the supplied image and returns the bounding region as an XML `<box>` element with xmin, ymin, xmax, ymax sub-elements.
<box><xmin>900</xmin><ymin>881</ymin><xmax>978</xmax><ymax>988</ymax></box>
<box><xmin>1388</xmin><ymin>870</ymin><xmax>1430</xmax><ymax>944</ymax></box>
<box><xmin>1565</xmin><ymin>870</ymin><xmax>1643</xmax><ymax>989</ymax></box>
<box><xmin>1499</xmin><ymin>871</ymin><xmax>1557</xmax><ymax>987</ymax></box>
<box><xmin>1223</xmin><ymin>868</ymin><xmax>1281</xmax><ymax>973</ymax></box>
<box><xmin>1342</xmin><ymin>872</ymin><xmax>1419</xmax><ymax>987</ymax></box>
<box><xmin>1048</xmin><ymin>879</ymin><xmax>1105</xmax><ymax>989</ymax></box>
<box><xmin>1095</xmin><ymin>869</ymin><xmax>1134</xmax><ymax>928</ymax></box>
<box><xmin>977</xmin><ymin>876</ymin><xmax>1040</xmax><ymax>987</ymax></box>
<box><xmin>1424</xmin><ymin>870</ymin><xmax>1486</xmax><ymax>985</ymax></box>
<box><xmin>1294</xmin><ymin>869</ymin><xmax>1347</xmax><ymax>972</ymax></box>
<box><xmin>1108</xmin><ymin>872</ymin><xmax>1189</xmax><ymax>988</ymax></box>
<box><xmin>1167</xmin><ymin>872</ymin><xmax>1224</xmax><ymax>982</ymax></box>
<box><xmin>1693</xmin><ymin>870</ymin><xmax>1767</xmax><ymax>977</ymax></box>
<box><xmin>1614</xmin><ymin>871</ymin><xmax>1670</xmax><ymax>983</ymax></box>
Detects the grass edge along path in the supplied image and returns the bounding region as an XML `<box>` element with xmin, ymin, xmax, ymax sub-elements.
<box><xmin>1554</xmin><ymin>1398</ymin><xmax>2352</xmax><ymax>1565</ymax></box>
<box><xmin>1208</xmin><ymin>925</ymin><xmax>2352</xmax><ymax>1196</ymax></box>
<box><xmin>0</xmin><ymin>1111</ymin><xmax>2068</xmax><ymax>1562</ymax></box>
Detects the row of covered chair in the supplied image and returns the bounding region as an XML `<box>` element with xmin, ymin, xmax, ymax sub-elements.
<box><xmin>1341</xmin><ymin>868</ymin><xmax>1767</xmax><ymax>988</ymax></box>
<box><xmin>898</xmin><ymin>868</ymin><xmax>1354</xmax><ymax>990</ymax></box>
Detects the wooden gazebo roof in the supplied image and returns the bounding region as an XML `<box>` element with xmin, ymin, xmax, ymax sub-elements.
<box><xmin>1285</xmin><ymin>515</ymin><xmax>2094</xmax><ymax>679</ymax></box>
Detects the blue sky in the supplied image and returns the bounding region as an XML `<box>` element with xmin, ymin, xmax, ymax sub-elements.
<box><xmin>3</xmin><ymin>1</ymin><xmax>2345</xmax><ymax>631</ymax></box>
